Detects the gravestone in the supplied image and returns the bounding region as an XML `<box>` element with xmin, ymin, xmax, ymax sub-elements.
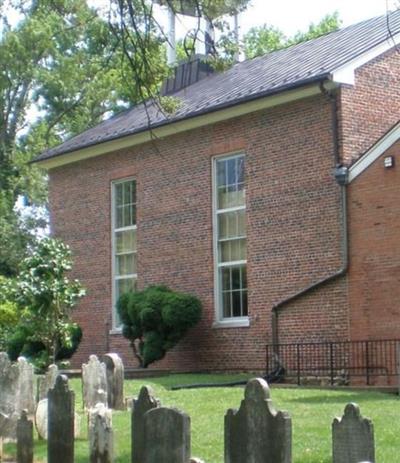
<box><xmin>103</xmin><ymin>353</ymin><xmax>124</xmax><ymax>410</ymax></box>
<box><xmin>37</xmin><ymin>364</ymin><xmax>59</xmax><ymax>402</ymax></box>
<box><xmin>332</xmin><ymin>403</ymin><xmax>375</xmax><ymax>463</ymax></box>
<box><xmin>17</xmin><ymin>410</ymin><xmax>33</xmax><ymax>463</ymax></box>
<box><xmin>17</xmin><ymin>357</ymin><xmax>35</xmax><ymax>415</ymax></box>
<box><xmin>89</xmin><ymin>403</ymin><xmax>114</xmax><ymax>463</ymax></box>
<box><xmin>82</xmin><ymin>355</ymin><xmax>108</xmax><ymax>410</ymax></box>
<box><xmin>35</xmin><ymin>398</ymin><xmax>81</xmax><ymax>440</ymax></box>
<box><xmin>225</xmin><ymin>378</ymin><xmax>292</xmax><ymax>463</ymax></box>
<box><xmin>143</xmin><ymin>407</ymin><xmax>191</xmax><ymax>463</ymax></box>
<box><xmin>47</xmin><ymin>375</ymin><xmax>75</xmax><ymax>463</ymax></box>
<box><xmin>0</xmin><ymin>352</ymin><xmax>20</xmax><ymax>438</ymax></box>
<box><xmin>132</xmin><ymin>386</ymin><xmax>160</xmax><ymax>463</ymax></box>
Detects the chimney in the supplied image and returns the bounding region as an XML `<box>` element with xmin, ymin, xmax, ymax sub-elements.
<box><xmin>161</xmin><ymin>54</ymin><xmax>214</xmax><ymax>95</ymax></box>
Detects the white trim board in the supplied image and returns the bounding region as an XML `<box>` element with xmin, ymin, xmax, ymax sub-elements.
<box><xmin>331</xmin><ymin>32</ymin><xmax>400</xmax><ymax>85</ymax></box>
<box><xmin>348</xmin><ymin>121</ymin><xmax>400</xmax><ymax>183</ymax></box>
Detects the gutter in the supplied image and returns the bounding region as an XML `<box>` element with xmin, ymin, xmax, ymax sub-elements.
<box><xmin>271</xmin><ymin>82</ymin><xmax>349</xmax><ymax>349</ymax></box>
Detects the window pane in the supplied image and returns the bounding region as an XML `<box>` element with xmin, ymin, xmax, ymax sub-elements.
<box><xmin>116</xmin><ymin>184</ymin><xmax>123</xmax><ymax>207</ymax></box>
<box><xmin>216</xmin><ymin>156</ymin><xmax>245</xmax><ymax>209</ymax></box>
<box><xmin>116</xmin><ymin>229</ymin><xmax>136</xmax><ymax>254</ymax></box>
<box><xmin>217</xmin><ymin>160</ymin><xmax>226</xmax><ymax>187</ymax></box>
<box><xmin>219</xmin><ymin>239</ymin><xmax>246</xmax><ymax>262</ymax></box>
<box><xmin>218</xmin><ymin>210</ymin><xmax>246</xmax><ymax>240</ymax></box>
<box><xmin>116</xmin><ymin>206</ymin><xmax>123</xmax><ymax>228</ymax></box>
<box><xmin>236</xmin><ymin>157</ymin><xmax>245</xmax><ymax>184</ymax></box>
<box><xmin>116</xmin><ymin>254</ymin><xmax>136</xmax><ymax>276</ymax></box>
<box><xmin>231</xmin><ymin>267</ymin><xmax>241</xmax><ymax>290</ymax></box>
<box><xmin>221</xmin><ymin>267</ymin><xmax>231</xmax><ymax>291</ymax></box>
<box><xmin>232</xmin><ymin>291</ymin><xmax>242</xmax><ymax>317</ymax></box>
<box><xmin>222</xmin><ymin>291</ymin><xmax>231</xmax><ymax>318</ymax></box>
<box><xmin>242</xmin><ymin>290</ymin><xmax>248</xmax><ymax>316</ymax></box>
<box><xmin>116</xmin><ymin>278</ymin><xmax>136</xmax><ymax>298</ymax></box>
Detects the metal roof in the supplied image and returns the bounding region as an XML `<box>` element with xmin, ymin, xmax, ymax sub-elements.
<box><xmin>35</xmin><ymin>10</ymin><xmax>400</xmax><ymax>163</ymax></box>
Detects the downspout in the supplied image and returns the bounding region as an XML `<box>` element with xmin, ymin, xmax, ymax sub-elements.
<box><xmin>271</xmin><ymin>81</ymin><xmax>349</xmax><ymax>352</ymax></box>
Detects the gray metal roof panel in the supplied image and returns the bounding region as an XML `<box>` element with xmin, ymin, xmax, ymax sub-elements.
<box><xmin>36</xmin><ymin>10</ymin><xmax>400</xmax><ymax>162</ymax></box>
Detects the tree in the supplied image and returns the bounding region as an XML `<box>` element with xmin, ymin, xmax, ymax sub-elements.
<box><xmin>117</xmin><ymin>285</ymin><xmax>202</xmax><ymax>367</ymax></box>
<box><xmin>7</xmin><ymin>237</ymin><xmax>85</xmax><ymax>367</ymax></box>
<box><xmin>243</xmin><ymin>12</ymin><xmax>341</xmax><ymax>59</ymax></box>
<box><xmin>0</xmin><ymin>0</ymin><xmax>166</xmax><ymax>276</ymax></box>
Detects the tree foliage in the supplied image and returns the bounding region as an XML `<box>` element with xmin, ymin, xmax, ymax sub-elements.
<box><xmin>6</xmin><ymin>237</ymin><xmax>85</xmax><ymax>367</ymax></box>
<box><xmin>243</xmin><ymin>12</ymin><xmax>341</xmax><ymax>59</ymax></box>
<box><xmin>0</xmin><ymin>0</ymin><xmax>166</xmax><ymax>276</ymax></box>
<box><xmin>117</xmin><ymin>285</ymin><xmax>202</xmax><ymax>367</ymax></box>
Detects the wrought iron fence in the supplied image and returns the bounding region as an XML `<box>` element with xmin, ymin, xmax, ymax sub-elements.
<box><xmin>266</xmin><ymin>339</ymin><xmax>400</xmax><ymax>386</ymax></box>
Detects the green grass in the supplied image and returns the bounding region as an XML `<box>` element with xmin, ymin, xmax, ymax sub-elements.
<box><xmin>5</xmin><ymin>374</ymin><xmax>400</xmax><ymax>462</ymax></box>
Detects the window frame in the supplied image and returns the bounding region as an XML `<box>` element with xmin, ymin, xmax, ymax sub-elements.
<box><xmin>111</xmin><ymin>177</ymin><xmax>137</xmax><ymax>331</ymax></box>
<box><xmin>212</xmin><ymin>152</ymin><xmax>249</xmax><ymax>328</ymax></box>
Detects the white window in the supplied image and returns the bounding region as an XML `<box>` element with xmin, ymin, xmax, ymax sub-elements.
<box><xmin>213</xmin><ymin>153</ymin><xmax>248</xmax><ymax>325</ymax></box>
<box><xmin>112</xmin><ymin>179</ymin><xmax>137</xmax><ymax>328</ymax></box>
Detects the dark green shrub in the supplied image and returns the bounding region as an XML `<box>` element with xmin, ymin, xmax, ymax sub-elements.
<box><xmin>117</xmin><ymin>285</ymin><xmax>202</xmax><ymax>367</ymax></box>
<box><xmin>7</xmin><ymin>324</ymin><xmax>82</xmax><ymax>371</ymax></box>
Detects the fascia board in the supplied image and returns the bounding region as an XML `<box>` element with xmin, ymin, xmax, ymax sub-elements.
<box><xmin>330</xmin><ymin>32</ymin><xmax>400</xmax><ymax>85</ymax></box>
<box><xmin>348</xmin><ymin>121</ymin><xmax>400</xmax><ymax>182</ymax></box>
<box><xmin>36</xmin><ymin>83</ymin><xmax>333</xmax><ymax>170</ymax></box>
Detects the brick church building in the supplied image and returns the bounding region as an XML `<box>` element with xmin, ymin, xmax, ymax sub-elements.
<box><xmin>35</xmin><ymin>12</ymin><xmax>400</xmax><ymax>381</ymax></box>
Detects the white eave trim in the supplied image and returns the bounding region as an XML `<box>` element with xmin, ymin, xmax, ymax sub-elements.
<box><xmin>36</xmin><ymin>82</ymin><xmax>337</xmax><ymax>170</ymax></box>
<box><xmin>348</xmin><ymin>121</ymin><xmax>400</xmax><ymax>182</ymax></box>
<box><xmin>330</xmin><ymin>32</ymin><xmax>400</xmax><ymax>85</ymax></box>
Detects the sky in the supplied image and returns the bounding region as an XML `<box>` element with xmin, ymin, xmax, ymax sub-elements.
<box><xmin>155</xmin><ymin>0</ymin><xmax>398</xmax><ymax>40</ymax></box>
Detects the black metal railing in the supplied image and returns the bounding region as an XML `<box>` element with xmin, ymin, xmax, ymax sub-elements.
<box><xmin>266</xmin><ymin>339</ymin><xmax>400</xmax><ymax>386</ymax></box>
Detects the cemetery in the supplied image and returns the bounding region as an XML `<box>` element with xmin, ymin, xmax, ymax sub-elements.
<box><xmin>0</xmin><ymin>353</ymin><xmax>399</xmax><ymax>462</ymax></box>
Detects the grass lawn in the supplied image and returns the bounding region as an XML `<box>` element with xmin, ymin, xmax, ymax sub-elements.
<box><xmin>5</xmin><ymin>373</ymin><xmax>400</xmax><ymax>462</ymax></box>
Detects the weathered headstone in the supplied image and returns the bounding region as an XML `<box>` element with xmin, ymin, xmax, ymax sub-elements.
<box><xmin>47</xmin><ymin>375</ymin><xmax>75</xmax><ymax>463</ymax></box>
<box><xmin>37</xmin><ymin>364</ymin><xmax>59</xmax><ymax>402</ymax></box>
<box><xmin>17</xmin><ymin>357</ymin><xmax>35</xmax><ymax>415</ymax></box>
<box><xmin>332</xmin><ymin>403</ymin><xmax>375</xmax><ymax>463</ymax></box>
<box><xmin>17</xmin><ymin>410</ymin><xmax>33</xmax><ymax>463</ymax></box>
<box><xmin>89</xmin><ymin>403</ymin><xmax>114</xmax><ymax>463</ymax></box>
<box><xmin>82</xmin><ymin>355</ymin><xmax>108</xmax><ymax>410</ymax></box>
<box><xmin>103</xmin><ymin>353</ymin><xmax>124</xmax><ymax>410</ymax></box>
<box><xmin>225</xmin><ymin>378</ymin><xmax>292</xmax><ymax>463</ymax></box>
<box><xmin>143</xmin><ymin>407</ymin><xmax>191</xmax><ymax>463</ymax></box>
<box><xmin>35</xmin><ymin>398</ymin><xmax>81</xmax><ymax>440</ymax></box>
<box><xmin>132</xmin><ymin>386</ymin><xmax>160</xmax><ymax>463</ymax></box>
<box><xmin>0</xmin><ymin>352</ymin><xmax>20</xmax><ymax>438</ymax></box>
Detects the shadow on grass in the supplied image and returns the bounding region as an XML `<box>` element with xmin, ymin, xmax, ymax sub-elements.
<box><xmin>286</xmin><ymin>392</ymin><xmax>396</xmax><ymax>404</ymax></box>
<box><xmin>129</xmin><ymin>373</ymin><xmax>253</xmax><ymax>390</ymax></box>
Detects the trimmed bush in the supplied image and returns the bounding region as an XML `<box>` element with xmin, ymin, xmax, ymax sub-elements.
<box><xmin>117</xmin><ymin>285</ymin><xmax>202</xmax><ymax>367</ymax></box>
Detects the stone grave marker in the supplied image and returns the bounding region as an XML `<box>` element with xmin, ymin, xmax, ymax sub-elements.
<box><xmin>332</xmin><ymin>403</ymin><xmax>375</xmax><ymax>463</ymax></box>
<box><xmin>17</xmin><ymin>357</ymin><xmax>35</xmax><ymax>415</ymax></box>
<box><xmin>103</xmin><ymin>353</ymin><xmax>124</xmax><ymax>410</ymax></box>
<box><xmin>47</xmin><ymin>375</ymin><xmax>75</xmax><ymax>463</ymax></box>
<box><xmin>0</xmin><ymin>352</ymin><xmax>20</xmax><ymax>438</ymax></box>
<box><xmin>89</xmin><ymin>403</ymin><xmax>114</xmax><ymax>463</ymax></box>
<box><xmin>143</xmin><ymin>407</ymin><xmax>191</xmax><ymax>463</ymax></box>
<box><xmin>132</xmin><ymin>386</ymin><xmax>160</xmax><ymax>463</ymax></box>
<box><xmin>35</xmin><ymin>398</ymin><xmax>81</xmax><ymax>440</ymax></box>
<box><xmin>17</xmin><ymin>410</ymin><xmax>33</xmax><ymax>463</ymax></box>
<box><xmin>37</xmin><ymin>364</ymin><xmax>59</xmax><ymax>402</ymax></box>
<box><xmin>82</xmin><ymin>355</ymin><xmax>108</xmax><ymax>410</ymax></box>
<box><xmin>225</xmin><ymin>377</ymin><xmax>292</xmax><ymax>463</ymax></box>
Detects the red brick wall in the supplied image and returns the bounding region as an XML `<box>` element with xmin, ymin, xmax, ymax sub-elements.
<box><xmin>339</xmin><ymin>48</ymin><xmax>400</xmax><ymax>165</ymax></box>
<box><xmin>348</xmin><ymin>139</ymin><xmax>400</xmax><ymax>341</ymax></box>
<box><xmin>49</xmin><ymin>92</ymin><xmax>347</xmax><ymax>371</ymax></box>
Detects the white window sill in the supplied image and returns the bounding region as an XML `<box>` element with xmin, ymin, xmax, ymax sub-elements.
<box><xmin>212</xmin><ymin>317</ymin><xmax>250</xmax><ymax>329</ymax></box>
<box><xmin>109</xmin><ymin>328</ymin><xmax>122</xmax><ymax>335</ymax></box>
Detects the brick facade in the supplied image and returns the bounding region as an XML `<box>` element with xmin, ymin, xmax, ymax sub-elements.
<box><xmin>348</xmin><ymin>139</ymin><xmax>400</xmax><ymax>342</ymax></box>
<box><xmin>48</xmin><ymin>47</ymin><xmax>400</xmax><ymax>372</ymax></box>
